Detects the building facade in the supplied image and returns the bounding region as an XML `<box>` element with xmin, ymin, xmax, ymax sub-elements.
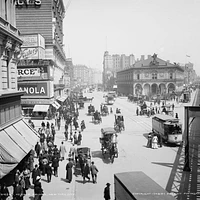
<box><xmin>73</xmin><ymin>65</ymin><xmax>89</xmax><ymax>87</ymax></box>
<box><xmin>103</xmin><ymin>51</ymin><xmax>135</xmax><ymax>91</ymax></box>
<box><xmin>117</xmin><ymin>54</ymin><xmax>184</xmax><ymax>97</ymax></box>
<box><xmin>15</xmin><ymin>0</ymin><xmax>68</xmax><ymax>116</ymax></box>
<box><xmin>0</xmin><ymin>0</ymin><xmax>38</xmax><ymax>179</ymax></box>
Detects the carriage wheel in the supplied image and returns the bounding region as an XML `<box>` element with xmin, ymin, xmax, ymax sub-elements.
<box><xmin>115</xmin><ymin>148</ymin><xmax>118</xmax><ymax>158</ymax></box>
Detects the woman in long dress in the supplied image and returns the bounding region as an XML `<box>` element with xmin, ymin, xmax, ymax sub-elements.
<box><xmin>66</xmin><ymin>158</ymin><xmax>73</xmax><ymax>183</ymax></box>
<box><xmin>152</xmin><ymin>135</ymin><xmax>158</xmax><ymax>149</ymax></box>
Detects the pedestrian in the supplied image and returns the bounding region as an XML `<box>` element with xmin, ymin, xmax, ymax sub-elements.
<box><xmin>64</xmin><ymin>130</ymin><xmax>69</xmax><ymax>141</ymax></box>
<box><xmin>57</xmin><ymin>115</ymin><xmax>61</xmax><ymax>130</ymax></box>
<box><xmin>32</xmin><ymin>164</ymin><xmax>41</xmax><ymax>185</ymax></box>
<box><xmin>52</xmin><ymin>155</ymin><xmax>59</xmax><ymax>177</ymax></box>
<box><xmin>83</xmin><ymin>162</ymin><xmax>90</xmax><ymax>182</ymax></box>
<box><xmin>146</xmin><ymin>132</ymin><xmax>152</xmax><ymax>148</ymax></box>
<box><xmin>66</xmin><ymin>158</ymin><xmax>73</xmax><ymax>183</ymax></box>
<box><xmin>23</xmin><ymin>167</ymin><xmax>31</xmax><ymax>190</ymax></box>
<box><xmin>59</xmin><ymin>141</ymin><xmax>67</xmax><ymax>161</ymax></box>
<box><xmin>19</xmin><ymin>175</ymin><xmax>26</xmax><ymax>196</ymax></box>
<box><xmin>35</xmin><ymin>142</ymin><xmax>41</xmax><ymax>158</ymax></box>
<box><xmin>45</xmin><ymin>163</ymin><xmax>52</xmax><ymax>183</ymax></box>
<box><xmin>34</xmin><ymin>176</ymin><xmax>43</xmax><ymax>200</ymax></box>
<box><xmin>41</xmin><ymin>121</ymin><xmax>45</xmax><ymax>130</ymax></box>
<box><xmin>78</xmin><ymin>152</ymin><xmax>85</xmax><ymax>176</ymax></box>
<box><xmin>172</xmin><ymin>103</ymin><xmax>175</xmax><ymax>111</ymax></box>
<box><xmin>175</xmin><ymin>113</ymin><xmax>178</xmax><ymax>119</ymax></box>
<box><xmin>136</xmin><ymin>107</ymin><xmax>139</xmax><ymax>116</ymax></box>
<box><xmin>90</xmin><ymin>161</ymin><xmax>99</xmax><ymax>184</ymax></box>
<box><xmin>152</xmin><ymin>134</ymin><xmax>158</xmax><ymax>149</ymax></box>
<box><xmin>104</xmin><ymin>183</ymin><xmax>111</xmax><ymax>200</ymax></box>
<box><xmin>0</xmin><ymin>182</ymin><xmax>9</xmax><ymax>200</ymax></box>
<box><xmin>13</xmin><ymin>181</ymin><xmax>24</xmax><ymax>200</ymax></box>
<box><xmin>14</xmin><ymin>170</ymin><xmax>21</xmax><ymax>184</ymax></box>
<box><xmin>78</xmin><ymin>131</ymin><xmax>82</xmax><ymax>145</ymax></box>
<box><xmin>73</xmin><ymin>132</ymin><xmax>78</xmax><ymax>145</ymax></box>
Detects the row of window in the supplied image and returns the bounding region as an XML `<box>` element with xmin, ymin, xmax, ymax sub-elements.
<box><xmin>118</xmin><ymin>72</ymin><xmax>174</xmax><ymax>81</ymax></box>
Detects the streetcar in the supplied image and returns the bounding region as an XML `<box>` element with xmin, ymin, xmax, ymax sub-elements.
<box><xmin>152</xmin><ymin>114</ymin><xmax>182</xmax><ymax>145</ymax></box>
<box><xmin>105</xmin><ymin>95</ymin><xmax>115</xmax><ymax>105</ymax></box>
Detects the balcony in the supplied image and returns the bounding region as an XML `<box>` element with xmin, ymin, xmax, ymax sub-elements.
<box><xmin>0</xmin><ymin>17</ymin><xmax>21</xmax><ymax>43</ymax></box>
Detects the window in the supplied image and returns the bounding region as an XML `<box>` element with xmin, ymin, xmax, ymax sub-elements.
<box><xmin>137</xmin><ymin>74</ymin><xmax>140</xmax><ymax>80</ymax></box>
<box><xmin>169</xmin><ymin>72</ymin><xmax>173</xmax><ymax>79</ymax></box>
<box><xmin>5</xmin><ymin>0</ymin><xmax>7</xmax><ymax>20</ymax></box>
<box><xmin>152</xmin><ymin>73</ymin><xmax>157</xmax><ymax>79</ymax></box>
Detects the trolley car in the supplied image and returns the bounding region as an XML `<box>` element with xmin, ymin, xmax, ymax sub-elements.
<box><xmin>152</xmin><ymin>114</ymin><xmax>182</xmax><ymax>145</ymax></box>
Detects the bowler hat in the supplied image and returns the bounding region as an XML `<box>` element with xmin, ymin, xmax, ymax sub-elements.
<box><xmin>106</xmin><ymin>183</ymin><xmax>111</xmax><ymax>186</ymax></box>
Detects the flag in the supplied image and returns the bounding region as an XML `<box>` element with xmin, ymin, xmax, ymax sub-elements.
<box><xmin>186</xmin><ymin>55</ymin><xmax>190</xmax><ymax>57</ymax></box>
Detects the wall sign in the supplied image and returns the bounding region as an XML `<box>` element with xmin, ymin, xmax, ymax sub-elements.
<box><xmin>16</xmin><ymin>0</ymin><xmax>41</xmax><ymax>6</ymax></box>
<box><xmin>20</xmin><ymin>47</ymin><xmax>39</xmax><ymax>59</ymax></box>
<box><xmin>18</xmin><ymin>82</ymin><xmax>47</xmax><ymax>96</ymax></box>
<box><xmin>17</xmin><ymin>66</ymin><xmax>48</xmax><ymax>78</ymax></box>
<box><xmin>18</xmin><ymin>68</ymin><xmax>40</xmax><ymax>77</ymax></box>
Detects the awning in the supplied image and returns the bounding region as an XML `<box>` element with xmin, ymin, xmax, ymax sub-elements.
<box><xmin>56</xmin><ymin>96</ymin><xmax>68</xmax><ymax>102</ymax></box>
<box><xmin>51</xmin><ymin>101</ymin><xmax>61</xmax><ymax>109</ymax></box>
<box><xmin>0</xmin><ymin>119</ymin><xmax>39</xmax><ymax>178</ymax></box>
<box><xmin>33</xmin><ymin>104</ymin><xmax>49</xmax><ymax>112</ymax></box>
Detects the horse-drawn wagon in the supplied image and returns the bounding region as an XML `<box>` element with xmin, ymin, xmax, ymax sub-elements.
<box><xmin>99</xmin><ymin>127</ymin><xmax>118</xmax><ymax>163</ymax></box>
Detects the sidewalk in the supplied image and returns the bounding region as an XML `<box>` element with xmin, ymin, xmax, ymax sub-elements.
<box><xmin>165</xmin><ymin>89</ymin><xmax>200</xmax><ymax>199</ymax></box>
<box><xmin>6</xmin><ymin>118</ymin><xmax>76</xmax><ymax>200</ymax></box>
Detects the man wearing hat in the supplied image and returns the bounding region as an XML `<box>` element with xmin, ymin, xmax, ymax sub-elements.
<box><xmin>34</xmin><ymin>176</ymin><xmax>43</xmax><ymax>200</ymax></box>
<box><xmin>104</xmin><ymin>183</ymin><xmax>111</xmax><ymax>200</ymax></box>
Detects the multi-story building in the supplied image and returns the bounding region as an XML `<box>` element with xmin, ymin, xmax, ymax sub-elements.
<box><xmin>15</xmin><ymin>0</ymin><xmax>68</xmax><ymax>116</ymax></box>
<box><xmin>88</xmin><ymin>68</ymin><xmax>103</xmax><ymax>86</ymax></box>
<box><xmin>0</xmin><ymin>0</ymin><xmax>39</xmax><ymax>179</ymax></box>
<box><xmin>117</xmin><ymin>54</ymin><xmax>184</xmax><ymax>96</ymax></box>
<box><xmin>73</xmin><ymin>65</ymin><xmax>89</xmax><ymax>86</ymax></box>
<box><xmin>103</xmin><ymin>51</ymin><xmax>135</xmax><ymax>90</ymax></box>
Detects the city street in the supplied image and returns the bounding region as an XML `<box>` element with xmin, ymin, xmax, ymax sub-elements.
<box><xmin>21</xmin><ymin>90</ymin><xmax>195</xmax><ymax>200</ymax></box>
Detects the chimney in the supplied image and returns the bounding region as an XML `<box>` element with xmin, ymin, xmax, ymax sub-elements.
<box><xmin>140</xmin><ymin>55</ymin><xmax>145</xmax><ymax>61</ymax></box>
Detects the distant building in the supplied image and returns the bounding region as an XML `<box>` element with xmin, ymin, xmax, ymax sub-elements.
<box><xmin>103</xmin><ymin>51</ymin><xmax>135</xmax><ymax>90</ymax></box>
<box><xmin>117</xmin><ymin>54</ymin><xmax>184</xmax><ymax>96</ymax></box>
<box><xmin>88</xmin><ymin>68</ymin><xmax>103</xmax><ymax>85</ymax></box>
<box><xmin>73</xmin><ymin>65</ymin><xmax>89</xmax><ymax>86</ymax></box>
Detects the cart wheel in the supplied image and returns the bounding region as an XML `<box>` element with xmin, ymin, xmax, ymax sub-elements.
<box><xmin>115</xmin><ymin>148</ymin><xmax>118</xmax><ymax>158</ymax></box>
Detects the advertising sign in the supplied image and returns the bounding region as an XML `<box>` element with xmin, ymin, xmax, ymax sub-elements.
<box><xmin>20</xmin><ymin>34</ymin><xmax>45</xmax><ymax>49</ymax></box>
<box><xmin>18</xmin><ymin>68</ymin><xmax>40</xmax><ymax>77</ymax></box>
<box><xmin>17</xmin><ymin>66</ymin><xmax>48</xmax><ymax>78</ymax></box>
<box><xmin>16</xmin><ymin>0</ymin><xmax>41</xmax><ymax>7</ymax></box>
<box><xmin>19</xmin><ymin>47</ymin><xmax>45</xmax><ymax>59</ymax></box>
<box><xmin>18</xmin><ymin>82</ymin><xmax>48</xmax><ymax>97</ymax></box>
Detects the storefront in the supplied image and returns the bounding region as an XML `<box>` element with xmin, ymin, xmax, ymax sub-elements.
<box><xmin>17</xmin><ymin>59</ymin><xmax>61</xmax><ymax>118</ymax></box>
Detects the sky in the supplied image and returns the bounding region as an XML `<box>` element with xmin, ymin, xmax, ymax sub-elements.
<box><xmin>63</xmin><ymin>0</ymin><xmax>200</xmax><ymax>75</ymax></box>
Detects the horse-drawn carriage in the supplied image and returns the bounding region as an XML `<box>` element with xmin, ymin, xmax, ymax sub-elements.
<box><xmin>73</xmin><ymin>147</ymin><xmax>92</xmax><ymax>175</ymax></box>
<box><xmin>78</xmin><ymin>100</ymin><xmax>84</xmax><ymax>109</ymax></box>
<box><xmin>92</xmin><ymin>111</ymin><xmax>102</xmax><ymax>124</ymax></box>
<box><xmin>114</xmin><ymin>114</ymin><xmax>125</xmax><ymax>133</ymax></box>
<box><xmin>139</xmin><ymin>102</ymin><xmax>147</xmax><ymax>115</ymax></box>
<box><xmin>101</xmin><ymin>104</ymin><xmax>109</xmax><ymax>116</ymax></box>
<box><xmin>88</xmin><ymin>104</ymin><xmax>95</xmax><ymax>115</ymax></box>
<box><xmin>99</xmin><ymin>127</ymin><xmax>118</xmax><ymax>163</ymax></box>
